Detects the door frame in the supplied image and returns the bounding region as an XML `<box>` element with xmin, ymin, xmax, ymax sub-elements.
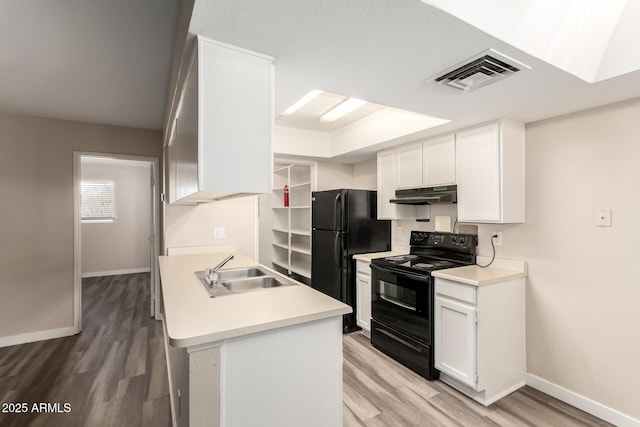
<box><xmin>72</xmin><ymin>151</ymin><xmax>161</xmax><ymax>333</ymax></box>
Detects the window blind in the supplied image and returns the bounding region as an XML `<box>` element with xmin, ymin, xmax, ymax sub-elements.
<box><xmin>81</xmin><ymin>182</ymin><xmax>114</xmax><ymax>221</ymax></box>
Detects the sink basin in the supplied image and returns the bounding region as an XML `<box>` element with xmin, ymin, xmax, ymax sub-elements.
<box><xmin>222</xmin><ymin>276</ymin><xmax>288</xmax><ymax>292</ymax></box>
<box><xmin>194</xmin><ymin>267</ymin><xmax>295</xmax><ymax>297</ymax></box>
<box><xmin>215</xmin><ymin>267</ymin><xmax>266</xmax><ymax>281</ymax></box>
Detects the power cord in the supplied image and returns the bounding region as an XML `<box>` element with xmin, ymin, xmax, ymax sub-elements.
<box><xmin>477</xmin><ymin>233</ymin><xmax>498</xmax><ymax>268</ymax></box>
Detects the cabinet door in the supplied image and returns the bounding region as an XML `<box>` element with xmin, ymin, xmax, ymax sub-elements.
<box><xmin>435</xmin><ymin>295</ymin><xmax>478</xmax><ymax>389</ymax></box>
<box><xmin>356</xmin><ymin>269</ymin><xmax>371</xmax><ymax>333</ymax></box>
<box><xmin>377</xmin><ymin>149</ymin><xmax>414</xmax><ymax>220</ymax></box>
<box><xmin>395</xmin><ymin>142</ymin><xmax>422</xmax><ymax>189</ymax></box>
<box><xmin>423</xmin><ymin>134</ymin><xmax>455</xmax><ymax>186</ymax></box>
<box><xmin>456</xmin><ymin>123</ymin><xmax>501</xmax><ymax>222</ymax></box>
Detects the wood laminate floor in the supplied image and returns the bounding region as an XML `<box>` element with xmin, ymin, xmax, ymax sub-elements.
<box><xmin>0</xmin><ymin>273</ymin><xmax>171</xmax><ymax>427</ymax></box>
<box><xmin>0</xmin><ymin>273</ymin><xmax>614</xmax><ymax>426</ymax></box>
<box><xmin>343</xmin><ymin>333</ymin><xmax>613</xmax><ymax>427</ymax></box>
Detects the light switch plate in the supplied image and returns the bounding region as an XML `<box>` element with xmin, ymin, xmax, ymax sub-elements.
<box><xmin>593</xmin><ymin>209</ymin><xmax>611</xmax><ymax>227</ymax></box>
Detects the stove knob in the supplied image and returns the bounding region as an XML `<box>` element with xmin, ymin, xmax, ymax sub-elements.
<box><xmin>459</xmin><ymin>237</ymin><xmax>466</xmax><ymax>244</ymax></box>
<box><xmin>451</xmin><ymin>236</ymin><xmax>457</xmax><ymax>243</ymax></box>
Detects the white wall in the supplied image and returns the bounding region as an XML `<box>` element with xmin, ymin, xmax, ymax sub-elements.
<box><xmin>316</xmin><ymin>161</ymin><xmax>354</xmax><ymax>191</ymax></box>
<box><xmin>391</xmin><ymin>98</ymin><xmax>640</xmax><ymax>422</ymax></box>
<box><xmin>352</xmin><ymin>158</ymin><xmax>377</xmax><ymax>190</ymax></box>
<box><xmin>81</xmin><ymin>158</ymin><xmax>151</xmax><ymax>276</ymax></box>
<box><xmin>164</xmin><ymin>196</ymin><xmax>257</xmax><ymax>259</ymax></box>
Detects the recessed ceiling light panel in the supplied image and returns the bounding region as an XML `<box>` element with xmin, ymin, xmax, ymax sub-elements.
<box><xmin>320</xmin><ymin>98</ymin><xmax>367</xmax><ymax>122</ymax></box>
<box><xmin>281</xmin><ymin>89</ymin><xmax>323</xmax><ymax>116</ymax></box>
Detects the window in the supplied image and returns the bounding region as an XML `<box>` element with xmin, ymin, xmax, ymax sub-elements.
<box><xmin>81</xmin><ymin>182</ymin><xmax>115</xmax><ymax>222</ymax></box>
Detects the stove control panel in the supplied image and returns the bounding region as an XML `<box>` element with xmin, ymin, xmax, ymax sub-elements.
<box><xmin>410</xmin><ymin>231</ymin><xmax>477</xmax><ymax>250</ymax></box>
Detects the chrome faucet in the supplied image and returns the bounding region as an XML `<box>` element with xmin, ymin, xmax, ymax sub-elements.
<box><xmin>205</xmin><ymin>254</ymin><xmax>234</xmax><ymax>286</ymax></box>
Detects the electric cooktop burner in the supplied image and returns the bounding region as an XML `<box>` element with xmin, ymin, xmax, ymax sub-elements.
<box><xmin>373</xmin><ymin>231</ymin><xmax>478</xmax><ymax>276</ymax></box>
<box><xmin>385</xmin><ymin>254</ymin><xmax>418</xmax><ymax>262</ymax></box>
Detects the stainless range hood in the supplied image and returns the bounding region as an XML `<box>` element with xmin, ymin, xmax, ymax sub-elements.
<box><xmin>390</xmin><ymin>185</ymin><xmax>457</xmax><ymax>205</ymax></box>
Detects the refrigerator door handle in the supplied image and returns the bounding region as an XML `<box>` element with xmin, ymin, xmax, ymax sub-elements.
<box><xmin>333</xmin><ymin>192</ymin><xmax>341</xmax><ymax>230</ymax></box>
<box><xmin>334</xmin><ymin>233</ymin><xmax>341</xmax><ymax>268</ymax></box>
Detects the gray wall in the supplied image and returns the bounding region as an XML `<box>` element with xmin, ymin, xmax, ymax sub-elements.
<box><xmin>0</xmin><ymin>112</ymin><xmax>161</xmax><ymax>341</ymax></box>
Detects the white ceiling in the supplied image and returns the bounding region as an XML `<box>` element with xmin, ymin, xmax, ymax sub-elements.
<box><xmin>2</xmin><ymin>0</ymin><xmax>640</xmax><ymax>162</ymax></box>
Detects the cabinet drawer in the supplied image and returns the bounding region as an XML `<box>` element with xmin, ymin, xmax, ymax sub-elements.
<box><xmin>435</xmin><ymin>278</ymin><xmax>476</xmax><ymax>305</ymax></box>
<box><xmin>356</xmin><ymin>260</ymin><xmax>371</xmax><ymax>275</ymax></box>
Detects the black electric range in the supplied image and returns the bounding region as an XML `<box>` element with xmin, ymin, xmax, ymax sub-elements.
<box><xmin>369</xmin><ymin>231</ymin><xmax>477</xmax><ymax>380</ymax></box>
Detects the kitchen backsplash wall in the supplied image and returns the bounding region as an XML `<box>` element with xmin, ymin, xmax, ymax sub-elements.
<box><xmin>163</xmin><ymin>196</ymin><xmax>257</xmax><ymax>259</ymax></box>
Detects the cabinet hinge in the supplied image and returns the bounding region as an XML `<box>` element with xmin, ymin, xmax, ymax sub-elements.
<box><xmin>160</xmin><ymin>193</ymin><xmax>165</xmax><ymax>202</ymax></box>
<box><xmin>474</xmin><ymin>374</ymin><xmax>478</xmax><ymax>384</ymax></box>
<box><xmin>474</xmin><ymin>311</ymin><xmax>478</xmax><ymax>325</ymax></box>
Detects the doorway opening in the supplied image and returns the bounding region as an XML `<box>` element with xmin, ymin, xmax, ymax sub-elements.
<box><xmin>73</xmin><ymin>152</ymin><xmax>160</xmax><ymax>333</ymax></box>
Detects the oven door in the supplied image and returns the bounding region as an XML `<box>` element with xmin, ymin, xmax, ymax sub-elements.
<box><xmin>370</xmin><ymin>264</ymin><xmax>431</xmax><ymax>343</ymax></box>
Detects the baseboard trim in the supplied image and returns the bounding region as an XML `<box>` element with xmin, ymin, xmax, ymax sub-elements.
<box><xmin>526</xmin><ymin>373</ymin><xmax>640</xmax><ymax>427</ymax></box>
<box><xmin>0</xmin><ymin>326</ymin><xmax>79</xmax><ymax>348</ymax></box>
<box><xmin>82</xmin><ymin>267</ymin><xmax>151</xmax><ymax>278</ymax></box>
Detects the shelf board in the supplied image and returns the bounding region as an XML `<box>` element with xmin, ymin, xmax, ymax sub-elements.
<box><xmin>290</xmin><ymin>205</ymin><xmax>310</xmax><ymax>209</ymax></box>
<box><xmin>272</xmin><ymin>242</ymin><xmax>288</xmax><ymax>251</ymax></box>
<box><xmin>272</xmin><ymin>227</ymin><xmax>289</xmax><ymax>234</ymax></box>
<box><xmin>289</xmin><ymin>181</ymin><xmax>311</xmax><ymax>189</ymax></box>
<box><xmin>290</xmin><ymin>228</ymin><xmax>311</xmax><ymax>236</ymax></box>
<box><xmin>274</xmin><ymin>165</ymin><xmax>291</xmax><ymax>173</ymax></box>
<box><xmin>291</xmin><ymin>245</ymin><xmax>311</xmax><ymax>255</ymax></box>
<box><xmin>290</xmin><ymin>261</ymin><xmax>310</xmax><ymax>279</ymax></box>
<box><xmin>272</xmin><ymin>260</ymin><xmax>289</xmax><ymax>271</ymax></box>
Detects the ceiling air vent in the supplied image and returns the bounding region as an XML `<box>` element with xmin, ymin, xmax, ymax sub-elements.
<box><xmin>433</xmin><ymin>49</ymin><xmax>529</xmax><ymax>92</ymax></box>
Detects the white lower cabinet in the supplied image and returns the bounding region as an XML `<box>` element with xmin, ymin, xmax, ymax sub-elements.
<box><xmin>434</xmin><ymin>277</ymin><xmax>525</xmax><ymax>406</ymax></box>
<box><xmin>355</xmin><ymin>260</ymin><xmax>372</xmax><ymax>335</ymax></box>
<box><xmin>435</xmin><ymin>295</ymin><xmax>477</xmax><ymax>388</ymax></box>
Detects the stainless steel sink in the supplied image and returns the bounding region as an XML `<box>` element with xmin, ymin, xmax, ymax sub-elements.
<box><xmin>222</xmin><ymin>276</ymin><xmax>288</xmax><ymax>292</ymax></box>
<box><xmin>194</xmin><ymin>267</ymin><xmax>295</xmax><ymax>297</ymax></box>
<box><xmin>216</xmin><ymin>267</ymin><xmax>266</xmax><ymax>281</ymax></box>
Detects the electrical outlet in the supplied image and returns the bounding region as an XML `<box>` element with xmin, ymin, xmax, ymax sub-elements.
<box><xmin>213</xmin><ymin>227</ymin><xmax>226</xmax><ymax>239</ymax></box>
<box><xmin>492</xmin><ymin>231</ymin><xmax>503</xmax><ymax>246</ymax></box>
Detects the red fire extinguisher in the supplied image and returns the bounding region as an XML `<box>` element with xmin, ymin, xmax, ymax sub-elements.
<box><xmin>283</xmin><ymin>185</ymin><xmax>289</xmax><ymax>207</ymax></box>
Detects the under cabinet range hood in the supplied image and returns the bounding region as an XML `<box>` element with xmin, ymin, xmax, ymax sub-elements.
<box><xmin>390</xmin><ymin>185</ymin><xmax>457</xmax><ymax>205</ymax></box>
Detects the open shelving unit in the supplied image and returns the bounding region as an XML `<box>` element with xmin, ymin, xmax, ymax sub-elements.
<box><xmin>266</xmin><ymin>162</ymin><xmax>315</xmax><ymax>284</ymax></box>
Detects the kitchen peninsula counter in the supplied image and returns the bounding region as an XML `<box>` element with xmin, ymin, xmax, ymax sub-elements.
<box><xmin>159</xmin><ymin>252</ymin><xmax>351</xmax><ymax>347</ymax></box>
<box><xmin>158</xmin><ymin>252</ymin><xmax>350</xmax><ymax>427</ymax></box>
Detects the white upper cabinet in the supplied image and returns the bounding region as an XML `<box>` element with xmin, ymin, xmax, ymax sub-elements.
<box><xmin>377</xmin><ymin>149</ymin><xmax>414</xmax><ymax>220</ymax></box>
<box><xmin>394</xmin><ymin>136</ymin><xmax>456</xmax><ymax>189</ymax></box>
<box><xmin>422</xmin><ymin>134</ymin><xmax>456</xmax><ymax>187</ymax></box>
<box><xmin>169</xmin><ymin>36</ymin><xmax>274</xmax><ymax>204</ymax></box>
<box><xmin>394</xmin><ymin>142</ymin><xmax>423</xmax><ymax>189</ymax></box>
<box><xmin>456</xmin><ymin>120</ymin><xmax>524</xmax><ymax>223</ymax></box>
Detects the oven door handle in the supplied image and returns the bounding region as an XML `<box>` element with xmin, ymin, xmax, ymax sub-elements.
<box><xmin>370</xmin><ymin>264</ymin><xmax>431</xmax><ymax>282</ymax></box>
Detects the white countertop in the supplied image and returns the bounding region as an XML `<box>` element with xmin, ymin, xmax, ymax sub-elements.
<box><xmin>432</xmin><ymin>257</ymin><xmax>527</xmax><ymax>286</ymax></box>
<box><xmin>159</xmin><ymin>252</ymin><xmax>351</xmax><ymax>348</ymax></box>
<box><xmin>353</xmin><ymin>251</ymin><xmax>404</xmax><ymax>262</ymax></box>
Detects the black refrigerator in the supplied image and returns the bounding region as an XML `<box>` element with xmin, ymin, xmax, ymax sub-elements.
<box><xmin>311</xmin><ymin>189</ymin><xmax>391</xmax><ymax>333</ymax></box>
